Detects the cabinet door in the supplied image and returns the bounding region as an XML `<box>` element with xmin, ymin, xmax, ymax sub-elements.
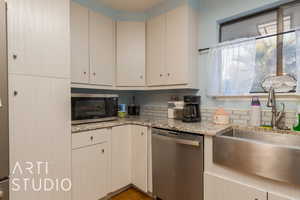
<box><xmin>147</xmin><ymin>128</ymin><xmax>153</xmax><ymax>193</ymax></box>
<box><xmin>9</xmin><ymin>75</ymin><xmax>71</xmax><ymax>200</ymax></box>
<box><xmin>131</xmin><ymin>125</ymin><xmax>148</xmax><ymax>192</ymax></box>
<box><xmin>70</xmin><ymin>2</ymin><xmax>89</xmax><ymax>84</ymax></box>
<box><xmin>117</xmin><ymin>21</ymin><xmax>145</xmax><ymax>87</ymax></box>
<box><xmin>269</xmin><ymin>193</ymin><xmax>293</xmax><ymax>200</ymax></box>
<box><xmin>147</xmin><ymin>14</ymin><xmax>166</xmax><ymax>86</ymax></box>
<box><xmin>111</xmin><ymin>126</ymin><xmax>131</xmax><ymax>192</ymax></box>
<box><xmin>165</xmin><ymin>5</ymin><xmax>189</xmax><ymax>85</ymax></box>
<box><xmin>7</xmin><ymin>0</ymin><xmax>70</xmax><ymax>78</ymax></box>
<box><xmin>89</xmin><ymin>10</ymin><xmax>115</xmax><ymax>86</ymax></box>
<box><xmin>72</xmin><ymin>143</ymin><xmax>108</xmax><ymax>200</ymax></box>
<box><xmin>204</xmin><ymin>173</ymin><xmax>267</xmax><ymax>200</ymax></box>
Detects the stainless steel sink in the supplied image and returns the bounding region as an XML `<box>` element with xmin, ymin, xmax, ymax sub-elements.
<box><xmin>213</xmin><ymin>128</ymin><xmax>300</xmax><ymax>186</ymax></box>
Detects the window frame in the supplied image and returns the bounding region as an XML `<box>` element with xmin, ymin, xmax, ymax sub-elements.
<box><xmin>219</xmin><ymin>1</ymin><xmax>300</xmax><ymax>79</ymax></box>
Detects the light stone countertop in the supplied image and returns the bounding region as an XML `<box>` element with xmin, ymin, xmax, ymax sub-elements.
<box><xmin>72</xmin><ymin>116</ymin><xmax>300</xmax><ymax>137</ymax></box>
<box><xmin>71</xmin><ymin>116</ymin><xmax>232</xmax><ymax>136</ymax></box>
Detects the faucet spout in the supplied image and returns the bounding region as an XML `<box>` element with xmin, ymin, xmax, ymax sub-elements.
<box><xmin>267</xmin><ymin>87</ymin><xmax>276</xmax><ymax>129</ymax></box>
<box><xmin>267</xmin><ymin>87</ymin><xmax>276</xmax><ymax>108</ymax></box>
<box><xmin>266</xmin><ymin>87</ymin><xmax>286</xmax><ymax>130</ymax></box>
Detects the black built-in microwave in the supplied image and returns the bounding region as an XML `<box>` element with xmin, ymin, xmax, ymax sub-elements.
<box><xmin>71</xmin><ymin>94</ymin><xmax>118</xmax><ymax>124</ymax></box>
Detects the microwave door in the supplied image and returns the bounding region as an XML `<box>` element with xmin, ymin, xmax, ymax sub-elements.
<box><xmin>72</xmin><ymin>97</ymin><xmax>106</xmax><ymax>120</ymax></box>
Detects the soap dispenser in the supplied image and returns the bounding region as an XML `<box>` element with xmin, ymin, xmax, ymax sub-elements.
<box><xmin>293</xmin><ymin>105</ymin><xmax>300</xmax><ymax>131</ymax></box>
<box><xmin>250</xmin><ymin>96</ymin><xmax>261</xmax><ymax>127</ymax></box>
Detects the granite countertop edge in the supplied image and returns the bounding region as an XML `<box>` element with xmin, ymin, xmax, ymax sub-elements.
<box><xmin>71</xmin><ymin>117</ymin><xmax>232</xmax><ymax>136</ymax></box>
<box><xmin>71</xmin><ymin>117</ymin><xmax>300</xmax><ymax>137</ymax></box>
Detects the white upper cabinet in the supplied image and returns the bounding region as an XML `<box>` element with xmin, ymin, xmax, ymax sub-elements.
<box><xmin>165</xmin><ymin>5</ymin><xmax>189</xmax><ymax>85</ymax></box>
<box><xmin>7</xmin><ymin>0</ymin><xmax>70</xmax><ymax>78</ymax></box>
<box><xmin>146</xmin><ymin>14</ymin><xmax>166</xmax><ymax>86</ymax></box>
<box><xmin>146</xmin><ymin>4</ymin><xmax>199</xmax><ymax>88</ymax></box>
<box><xmin>71</xmin><ymin>2</ymin><xmax>89</xmax><ymax>84</ymax></box>
<box><xmin>89</xmin><ymin>10</ymin><xmax>115</xmax><ymax>86</ymax></box>
<box><xmin>116</xmin><ymin>21</ymin><xmax>146</xmax><ymax>87</ymax></box>
<box><xmin>70</xmin><ymin>3</ymin><xmax>115</xmax><ymax>86</ymax></box>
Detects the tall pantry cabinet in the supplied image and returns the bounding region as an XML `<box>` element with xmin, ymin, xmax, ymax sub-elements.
<box><xmin>7</xmin><ymin>0</ymin><xmax>71</xmax><ymax>200</ymax></box>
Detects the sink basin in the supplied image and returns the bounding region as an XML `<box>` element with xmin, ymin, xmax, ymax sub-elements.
<box><xmin>213</xmin><ymin>128</ymin><xmax>300</xmax><ymax>186</ymax></box>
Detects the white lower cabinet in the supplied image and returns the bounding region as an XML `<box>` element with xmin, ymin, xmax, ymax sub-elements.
<box><xmin>111</xmin><ymin>125</ymin><xmax>132</xmax><ymax>192</ymax></box>
<box><xmin>147</xmin><ymin>127</ymin><xmax>153</xmax><ymax>193</ymax></box>
<box><xmin>71</xmin><ymin>129</ymin><xmax>111</xmax><ymax>200</ymax></box>
<box><xmin>71</xmin><ymin>125</ymin><xmax>149</xmax><ymax>198</ymax></box>
<box><xmin>131</xmin><ymin>125</ymin><xmax>148</xmax><ymax>192</ymax></box>
<box><xmin>204</xmin><ymin>173</ymin><xmax>267</xmax><ymax>200</ymax></box>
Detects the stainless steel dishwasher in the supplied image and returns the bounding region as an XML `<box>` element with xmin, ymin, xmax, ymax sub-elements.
<box><xmin>152</xmin><ymin>128</ymin><xmax>204</xmax><ymax>200</ymax></box>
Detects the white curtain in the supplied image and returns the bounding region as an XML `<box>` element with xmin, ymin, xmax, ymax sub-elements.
<box><xmin>296</xmin><ymin>28</ymin><xmax>300</xmax><ymax>93</ymax></box>
<box><xmin>207</xmin><ymin>38</ymin><xmax>256</xmax><ymax>96</ymax></box>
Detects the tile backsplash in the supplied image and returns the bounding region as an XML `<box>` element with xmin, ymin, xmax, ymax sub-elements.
<box><xmin>140</xmin><ymin>105</ymin><xmax>298</xmax><ymax>128</ymax></box>
<box><xmin>141</xmin><ymin>105</ymin><xmax>168</xmax><ymax>118</ymax></box>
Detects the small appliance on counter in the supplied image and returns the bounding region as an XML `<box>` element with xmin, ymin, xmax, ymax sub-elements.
<box><xmin>168</xmin><ymin>101</ymin><xmax>184</xmax><ymax>120</ymax></box>
<box><xmin>128</xmin><ymin>96</ymin><xmax>140</xmax><ymax>116</ymax></box>
<box><xmin>71</xmin><ymin>94</ymin><xmax>118</xmax><ymax>124</ymax></box>
<box><xmin>183</xmin><ymin>96</ymin><xmax>201</xmax><ymax>122</ymax></box>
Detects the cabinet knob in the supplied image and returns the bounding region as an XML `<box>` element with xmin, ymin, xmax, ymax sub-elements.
<box><xmin>13</xmin><ymin>91</ymin><xmax>18</xmax><ymax>96</ymax></box>
<box><xmin>90</xmin><ymin>136</ymin><xmax>94</xmax><ymax>141</ymax></box>
<box><xmin>167</xmin><ymin>73</ymin><xmax>170</xmax><ymax>77</ymax></box>
<box><xmin>93</xmin><ymin>72</ymin><xmax>96</xmax><ymax>76</ymax></box>
<box><xmin>12</xmin><ymin>54</ymin><xmax>17</xmax><ymax>60</ymax></box>
<box><xmin>141</xmin><ymin>132</ymin><xmax>144</xmax><ymax>136</ymax></box>
<box><xmin>83</xmin><ymin>72</ymin><xmax>87</xmax><ymax>75</ymax></box>
<box><xmin>160</xmin><ymin>74</ymin><xmax>163</xmax><ymax>77</ymax></box>
<box><xmin>101</xmin><ymin>149</ymin><xmax>105</xmax><ymax>154</ymax></box>
<box><xmin>140</xmin><ymin>75</ymin><xmax>143</xmax><ymax>79</ymax></box>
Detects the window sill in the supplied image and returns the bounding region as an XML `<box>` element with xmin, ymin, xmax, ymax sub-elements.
<box><xmin>211</xmin><ymin>93</ymin><xmax>300</xmax><ymax>101</ymax></box>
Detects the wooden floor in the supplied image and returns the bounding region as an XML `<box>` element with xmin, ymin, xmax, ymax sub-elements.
<box><xmin>110</xmin><ymin>188</ymin><xmax>153</xmax><ymax>200</ymax></box>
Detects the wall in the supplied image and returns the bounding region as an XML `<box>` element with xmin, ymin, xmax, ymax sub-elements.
<box><xmin>73</xmin><ymin>0</ymin><xmax>147</xmax><ymax>21</ymax></box>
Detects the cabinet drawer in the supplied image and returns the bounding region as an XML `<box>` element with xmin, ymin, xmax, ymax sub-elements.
<box><xmin>72</xmin><ymin>129</ymin><xmax>110</xmax><ymax>149</ymax></box>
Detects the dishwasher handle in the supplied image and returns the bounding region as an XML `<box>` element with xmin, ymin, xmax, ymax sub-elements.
<box><xmin>152</xmin><ymin>132</ymin><xmax>201</xmax><ymax>147</ymax></box>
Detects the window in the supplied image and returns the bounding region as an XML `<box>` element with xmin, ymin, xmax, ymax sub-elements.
<box><xmin>219</xmin><ymin>1</ymin><xmax>300</xmax><ymax>93</ymax></box>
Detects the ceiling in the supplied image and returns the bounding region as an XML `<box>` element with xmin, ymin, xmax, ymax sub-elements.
<box><xmin>96</xmin><ymin>0</ymin><xmax>167</xmax><ymax>12</ymax></box>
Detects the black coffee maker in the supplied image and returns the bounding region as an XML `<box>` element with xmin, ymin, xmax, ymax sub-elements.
<box><xmin>182</xmin><ymin>96</ymin><xmax>201</xmax><ymax>122</ymax></box>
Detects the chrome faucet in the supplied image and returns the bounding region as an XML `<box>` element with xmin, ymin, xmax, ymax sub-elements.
<box><xmin>267</xmin><ymin>87</ymin><xmax>285</xmax><ymax>130</ymax></box>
